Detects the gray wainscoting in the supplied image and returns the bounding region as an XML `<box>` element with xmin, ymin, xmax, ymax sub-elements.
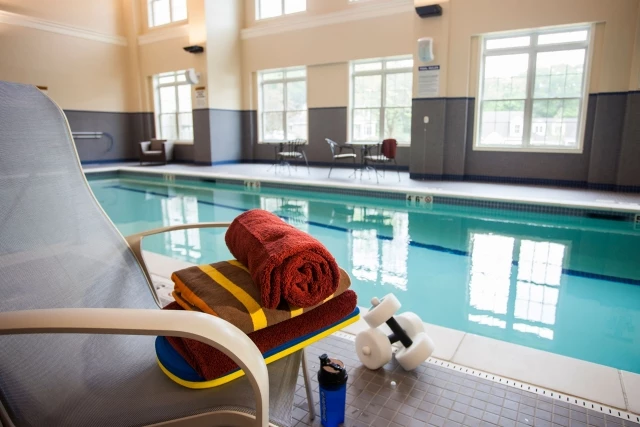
<box><xmin>173</xmin><ymin>144</ymin><xmax>194</xmax><ymax>163</ymax></box>
<box><xmin>618</xmin><ymin>92</ymin><xmax>640</xmax><ymax>188</ymax></box>
<box><xmin>410</xmin><ymin>98</ymin><xmax>447</xmax><ymax>177</ymax></box>
<box><xmin>587</xmin><ymin>93</ymin><xmax>627</xmax><ymax>186</ymax></box>
<box><xmin>409</xmin><ymin>93</ymin><xmax>640</xmax><ymax>190</ymax></box>
<box><xmin>193</xmin><ymin>109</ymin><xmax>212</xmax><ymax>165</ymax></box>
<box><xmin>65</xmin><ymin>110</ymin><xmax>154</xmax><ymax>163</ymax></box>
<box><xmin>193</xmin><ymin>108</ymin><xmax>245</xmax><ymax>165</ymax></box>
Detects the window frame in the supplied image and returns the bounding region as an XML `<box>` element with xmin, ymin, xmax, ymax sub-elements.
<box><xmin>153</xmin><ymin>70</ymin><xmax>194</xmax><ymax>143</ymax></box>
<box><xmin>474</xmin><ymin>25</ymin><xmax>593</xmax><ymax>154</ymax></box>
<box><xmin>258</xmin><ymin>67</ymin><xmax>308</xmax><ymax>143</ymax></box>
<box><xmin>147</xmin><ymin>0</ymin><xmax>188</xmax><ymax>28</ymax></box>
<box><xmin>350</xmin><ymin>56</ymin><xmax>414</xmax><ymax>145</ymax></box>
<box><xmin>255</xmin><ymin>0</ymin><xmax>307</xmax><ymax>21</ymax></box>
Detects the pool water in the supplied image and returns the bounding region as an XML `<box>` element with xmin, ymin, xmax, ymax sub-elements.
<box><xmin>88</xmin><ymin>175</ymin><xmax>640</xmax><ymax>374</ymax></box>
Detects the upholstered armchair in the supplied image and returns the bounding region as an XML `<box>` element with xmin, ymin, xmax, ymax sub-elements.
<box><xmin>139</xmin><ymin>139</ymin><xmax>174</xmax><ymax>165</ymax></box>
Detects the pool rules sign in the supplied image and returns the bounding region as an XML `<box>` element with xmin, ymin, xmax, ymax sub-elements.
<box><xmin>417</xmin><ymin>65</ymin><xmax>440</xmax><ymax>98</ymax></box>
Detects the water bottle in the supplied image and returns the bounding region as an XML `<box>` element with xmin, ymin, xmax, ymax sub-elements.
<box><xmin>317</xmin><ymin>354</ymin><xmax>348</xmax><ymax>427</ymax></box>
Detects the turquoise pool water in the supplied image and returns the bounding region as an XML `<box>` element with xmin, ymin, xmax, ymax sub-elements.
<box><xmin>88</xmin><ymin>174</ymin><xmax>640</xmax><ymax>373</ymax></box>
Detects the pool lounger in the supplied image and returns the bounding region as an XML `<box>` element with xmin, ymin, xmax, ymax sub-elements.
<box><xmin>156</xmin><ymin>307</ymin><xmax>360</xmax><ymax>389</ymax></box>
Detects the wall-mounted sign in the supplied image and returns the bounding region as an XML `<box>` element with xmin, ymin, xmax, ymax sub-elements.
<box><xmin>195</xmin><ymin>86</ymin><xmax>206</xmax><ymax>108</ymax></box>
<box><xmin>417</xmin><ymin>65</ymin><xmax>440</xmax><ymax>98</ymax></box>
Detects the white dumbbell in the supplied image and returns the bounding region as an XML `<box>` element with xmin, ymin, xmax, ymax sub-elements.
<box><xmin>356</xmin><ymin>294</ymin><xmax>435</xmax><ymax>371</ymax></box>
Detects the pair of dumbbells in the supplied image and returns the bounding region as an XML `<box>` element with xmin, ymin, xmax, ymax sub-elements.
<box><xmin>355</xmin><ymin>294</ymin><xmax>435</xmax><ymax>371</ymax></box>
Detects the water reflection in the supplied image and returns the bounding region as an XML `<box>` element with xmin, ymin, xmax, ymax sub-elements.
<box><xmin>335</xmin><ymin>207</ymin><xmax>409</xmax><ymax>290</ymax></box>
<box><xmin>468</xmin><ymin>232</ymin><xmax>566</xmax><ymax>340</ymax></box>
<box><xmin>161</xmin><ymin>195</ymin><xmax>201</xmax><ymax>261</ymax></box>
<box><xmin>260</xmin><ymin>197</ymin><xmax>309</xmax><ymax>231</ymax></box>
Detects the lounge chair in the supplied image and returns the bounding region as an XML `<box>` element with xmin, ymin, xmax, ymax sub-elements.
<box><xmin>0</xmin><ymin>81</ymin><xmax>312</xmax><ymax>427</ymax></box>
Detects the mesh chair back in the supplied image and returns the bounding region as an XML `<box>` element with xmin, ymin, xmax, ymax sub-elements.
<box><xmin>326</xmin><ymin>138</ymin><xmax>338</xmax><ymax>156</ymax></box>
<box><xmin>0</xmin><ymin>81</ymin><xmax>159</xmax><ymax>424</ymax></box>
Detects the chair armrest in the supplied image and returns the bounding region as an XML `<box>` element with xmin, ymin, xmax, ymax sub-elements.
<box><xmin>339</xmin><ymin>145</ymin><xmax>356</xmax><ymax>154</ymax></box>
<box><xmin>0</xmin><ymin>308</ymin><xmax>269</xmax><ymax>427</ymax></box>
<box><xmin>163</xmin><ymin>141</ymin><xmax>175</xmax><ymax>161</ymax></box>
<box><xmin>140</xmin><ymin>141</ymin><xmax>151</xmax><ymax>153</ymax></box>
<box><xmin>125</xmin><ymin>223</ymin><xmax>231</xmax><ymax>307</ymax></box>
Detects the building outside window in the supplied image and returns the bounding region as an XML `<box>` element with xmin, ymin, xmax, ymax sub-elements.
<box><xmin>153</xmin><ymin>70</ymin><xmax>193</xmax><ymax>141</ymax></box>
<box><xmin>350</xmin><ymin>56</ymin><xmax>413</xmax><ymax>144</ymax></box>
<box><xmin>476</xmin><ymin>26</ymin><xmax>591</xmax><ymax>151</ymax></box>
<box><xmin>148</xmin><ymin>0</ymin><xmax>187</xmax><ymax>28</ymax></box>
<box><xmin>258</xmin><ymin>67</ymin><xmax>307</xmax><ymax>142</ymax></box>
<box><xmin>256</xmin><ymin>0</ymin><xmax>306</xmax><ymax>20</ymax></box>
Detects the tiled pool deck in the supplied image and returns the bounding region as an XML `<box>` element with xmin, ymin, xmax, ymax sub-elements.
<box><xmin>83</xmin><ymin>163</ymin><xmax>640</xmax><ymax>215</ymax></box>
<box><xmin>300</xmin><ymin>336</ymin><xmax>640</xmax><ymax>427</ymax></box>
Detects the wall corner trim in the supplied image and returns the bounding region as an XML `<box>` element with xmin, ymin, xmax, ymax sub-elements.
<box><xmin>241</xmin><ymin>0</ymin><xmax>413</xmax><ymax>40</ymax></box>
<box><xmin>0</xmin><ymin>10</ymin><xmax>128</xmax><ymax>46</ymax></box>
<box><xmin>137</xmin><ymin>24</ymin><xmax>190</xmax><ymax>45</ymax></box>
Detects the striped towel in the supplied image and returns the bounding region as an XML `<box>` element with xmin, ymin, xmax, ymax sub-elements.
<box><xmin>171</xmin><ymin>260</ymin><xmax>351</xmax><ymax>334</ymax></box>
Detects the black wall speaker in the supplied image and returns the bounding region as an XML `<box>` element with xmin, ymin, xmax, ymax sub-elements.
<box><xmin>415</xmin><ymin>4</ymin><xmax>443</xmax><ymax>18</ymax></box>
<box><xmin>183</xmin><ymin>45</ymin><xmax>204</xmax><ymax>54</ymax></box>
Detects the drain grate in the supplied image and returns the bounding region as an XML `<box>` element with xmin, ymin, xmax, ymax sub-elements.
<box><xmin>331</xmin><ymin>331</ymin><xmax>640</xmax><ymax>423</ymax></box>
<box><xmin>635</xmin><ymin>213</ymin><xmax>640</xmax><ymax>230</ymax></box>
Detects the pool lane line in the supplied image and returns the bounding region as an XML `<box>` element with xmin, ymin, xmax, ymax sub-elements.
<box><xmin>105</xmin><ymin>185</ymin><xmax>640</xmax><ymax>287</ymax></box>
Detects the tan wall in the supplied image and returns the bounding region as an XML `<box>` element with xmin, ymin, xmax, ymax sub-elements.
<box><xmin>448</xmin><ymin>0</ymin><xmax>639</xmax><ymax>97</ymax></box>
<box><xmin>130</xmin><ymin>0</ymin><xmax>208</xmax><ymax>112</ymax></box>
<box><xmin>245</xmin><ymin>0</ymin><xmax>370</xmax><ymax>28</ymax></box>
<box><xmin>2</xmin><ymin>0</ymin><xmax>639</xmax><ymax>114</ymax></box>
<box><xmin>205</xmin><ymin>0</ymin><xmax>244</xmax><ymax>110</ymax></box>
<box><xmin>0</xmin><ymin>0</ymin><xmax>124</xmax><ymax>35</ymax></box>
<box><xmin>0</xmin><ymin>0</ymin><xmax>129</xmax><ymax>111</ymax></box>
<box><xmin>242</xmin><ymin>0</ymin><xmax>640</xmax><ymax>110</ymax></box>
<box><xmin>307</xmin><ymin>63</ymin><xmax>349</xmax><ymax>108</ymax></box>
<box><xmin>241</xmin><ymin>10</ymin><xmax>414</xmax><ymax>109</ymax></box>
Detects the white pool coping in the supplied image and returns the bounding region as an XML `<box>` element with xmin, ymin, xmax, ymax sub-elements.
<box><xmin>142</xmin><ymin>251</ymin><xmax>639</xmax><ymax>415</ymax></box>
<box><xmin>85</xmin><ymin>164</ymin><xmax>640</xmax><ymax>215</ymax></box>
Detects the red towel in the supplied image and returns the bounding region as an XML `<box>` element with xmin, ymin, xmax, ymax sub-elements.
<box><xmin>225</xmin><ymin>209</ymin><xmax>340</xmax><ymax>309</ymax></box>
<box><xmin>165</xmin><ymin>290</ymin><xmax>357</xmax><ymax>380</ymax></box>
<box><xmin>381</xmin><ymin>139</ymin><xmax>397</xmax><ymax>159</ymax></box>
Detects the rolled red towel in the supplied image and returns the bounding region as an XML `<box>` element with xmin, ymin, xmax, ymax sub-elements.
<box><xmin>225</xmin><ymin>209</ymin><xmax>340</xmax><ymax>309</ymax></box>
<box><xmin>165</xmin><ymin>290</ymin><xmax>357</xmax><ymax>380</ymax></box>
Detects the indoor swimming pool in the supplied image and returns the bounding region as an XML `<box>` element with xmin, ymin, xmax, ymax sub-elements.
<box><xmin>88</xmin><ymin>174</ymin><xmax>640</xmax><ymax>374</ymax></box>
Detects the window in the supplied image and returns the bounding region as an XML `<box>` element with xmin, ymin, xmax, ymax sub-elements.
<box><xmin>258</xmin><ymin>67</ymin><xmax>307</xmax><ymax>142</ymax></box>
<box><xmin>153</xmin><ymin>70</ymin><xmax>193</xmax><ymax>141</ymax></box>
<box><xmin>256</xmin><ymin>0</ymin><xmax>305</xmax><ymax>20</ymax></box>
<box><xmin>477</xmin><ymin>27</ymin><xmax>591</xmax><ymax>151</ymax></box>
<box><xmin>351</xmin><ymin>57</ymin><xmax>413</xmax><ymax>144</ymax></box>
<box><xmin>147</xmin><ymin>0</ymin><xmax>187</xmax><ymax>28</ymax></box>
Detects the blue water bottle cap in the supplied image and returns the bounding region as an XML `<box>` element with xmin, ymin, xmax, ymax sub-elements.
<box><xmin>318</xmin><ymin>354</ymin><xmax>348</xmax><ymax>386</ymax></box>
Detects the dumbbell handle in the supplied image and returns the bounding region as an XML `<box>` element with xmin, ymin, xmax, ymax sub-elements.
<box><xmin>371</xmin><ymin>297</ymin><xmax>413</xmax><ymax>348</ymax></box>
<box><xmin>387</xmin><ymin>317</ymin><xmax>413</xmax><ymax>348</ymax></box>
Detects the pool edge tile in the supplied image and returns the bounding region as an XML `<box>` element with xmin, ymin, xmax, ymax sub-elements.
<box><xmin>620</xmin><ymin>371</ymin><xmax>640</xmax><ymax>413</ymax></box>
<box><xmin>451</xmin><ymin>334</ymin><xmax>626</xmax><ymax>410</ymax></box>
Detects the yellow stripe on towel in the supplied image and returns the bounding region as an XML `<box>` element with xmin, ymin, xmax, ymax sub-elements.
<box><xmin>198</xmin><ymin>264</ymin><xmax>268</xmax><ymax>331</ymax></box>
<box><xmin>227</xmin><ymin>260</ymin><xmax>250</xmax><ymax>273</ymax></box>
<box><xmin>289</xmin><ymin>305</ymin><xmax>304</xmax><ymax>318</ymax></box>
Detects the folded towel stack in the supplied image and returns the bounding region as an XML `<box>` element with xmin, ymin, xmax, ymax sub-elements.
<box><xmin>162</xmin><ymin>209</ymin><xmax>358</xmax><ymax>382</ymax></box>
<box><xmin>172</xmin><ymin>260</ymin><xmax>352</xmax><ymax>334</ymax></box>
